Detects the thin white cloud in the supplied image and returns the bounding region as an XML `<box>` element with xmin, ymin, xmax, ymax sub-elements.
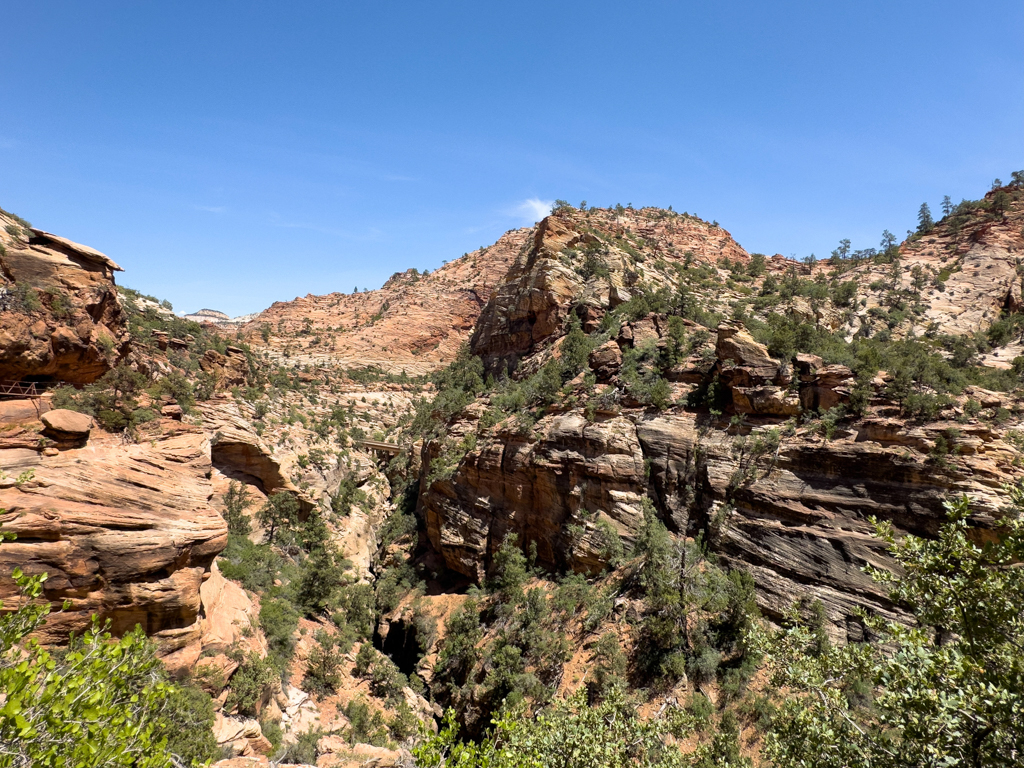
<box><xmin>509</xmin><ymin>197</ymin><xmax>554</xmax><ymax>225</ymax></box>
<box><xmin>195</xmin><ymin>205</ymin><xmax>226</xmax><ymax>214</ymax></box>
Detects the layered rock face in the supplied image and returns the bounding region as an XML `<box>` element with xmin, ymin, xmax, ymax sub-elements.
<box><xmin>239</xmin><ymin>229</ymin><xmax>530</xmax><ymax>374</ymax></box>
<box><xmin>471</xmin><ymin>207</ymin><xmax>749</xmax><ymax>373</ymax></box>
<box><xmin>0</xmin><ymin>213</ymin><xmax>128</xmax><ymax>383</ymax></box>
<box><xmin>0</xmin><ymin>401</ymin><xmax>226</xmax><ymax>659</ymax></box>
<box><xmin>421</xmin><ymin>320</ymin><xmax>1022</xmax><ymax>634</ymax></box>
<box><xmin>419</xmin><ymin>193</ymin><xmax>1024</xmax><ymax>635</ymax></box>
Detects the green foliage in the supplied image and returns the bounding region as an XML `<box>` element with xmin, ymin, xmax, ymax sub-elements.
<box><xmin>759</xmin><ymin>493</ymin><xmax>1024</xmax><ymax>768</ymax></box>
<box><xmin>0</xmin><ymin>534</ymin><xmax>202</xmax><ymax>767</ymax></box>
<box><xmin>410</xmin><ymin>344</ymin><xmax>486</xmax><ymax>437</ymax></box>
<box><xmin>304</xmin><ymin>631</ymin><xmax>343</xmax><ymax>697</ymax></box>
<box><xmin>413</xmin><ymin>689</ymin><xmax>690</xmax><ymax>768</ymax></box>
<box><xmin>225</xmin><ymin>652</ymin><xmax>276</xmax><ymax>716</ymax></box>
<box><xmin>149</xmin><ymin>370</ymin><xmax>196</xmax><ymax>412</ymax></box>
<box><xmin>917</xmin><ymin>202</ymin><xmax>935</xmax><ymax>233</ymax></box>
<box><xmin>331</xmin><ymin>475</ymin><xmax>367</xmax><ymax>517</ymax></box>
<box><xmin>217</xmin><ymin>533</ymin><xmax>283</xmax><ymax>593</ymax></box>
<box><xmin>621</xmin><ymin>340</ymin><xmax>673</xmax><ymax>409</ymax></box>
<box><xmin>631</xmin><ymin>501</ymin><xmax>758</xmax><ymax>687</ymax></box>
<box><xmin>489</xmin><ymin>533</ymin><xmax>530</xmax><ymax>602</ymax></box>
<box><xmin>557</xmin><ymin>314</ymin><xmax>596</xmax><ymax>383</ymax></box>
<box><xmin>344</xmin><ymin>698</ymin><xmax>390</xmax><ymax>746</ymax></box>
<box><xmin>259</xmin><ymin>596</ymin><xmax>300</xmax><ymax>672</ymax></box>
<box><xmin>52</xmin><ymin>364</ymin><xmax>156</xmax><ymax>433</ymax></box>
<box><xmin>256</xmin><ymin>491</ymin><xmax>300</xmax><ymax>545</ymax></box>
<box><xmin>14</xmin><ymin>283</ymin><xmax>42</xmax><ymax>312</ymax></box>
<box><xmin>586</xmin><ymin>632</ymin><xmax>628</xmax><ymax>700</ymax></box>
<box><xmin>294</xmin><ymin>541</ymin><xmax>347</xmax><ymax>618</ymax></box>
<box><xmin>223</xmin><ymin>480</ymin><xmax>253</xmax><ymax>535</ymax></box>
<box><xmin>281</xmin><ymin>726</ymin><xmax>324</xmax><ymax>764</ymax></box>
<box><xmin>332</xmin><ymin>583</ymin><xmax>376</xmax><ymax>648</ymax></box>
<box><xmin>156</xmin><ymin>681</ymin><xmax>220</xmax><ymax>765</ymax></box>
<box><xmin>433</xmin><ymin>598</ymin><xmax>483</xmax><ymax>696</ymax></box>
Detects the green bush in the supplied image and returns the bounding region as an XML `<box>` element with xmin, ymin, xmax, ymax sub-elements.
<box><xmin>256</xmin><ymin>492</ymin><xmax>301</xmax><ymax>545</ymax></box>
<box><xmin>259</xmin><ymin>597</ymin><xmax>300</xmax><ymax>671</ymax></box>
<box><xmin>759</xmin><ymin>493</ymin><xmax>1024</xmax><ymax>768</ymax></box>
<box><xmin>156</xmin><ymin>681</ymin><xmax>220</xmax><ymax>765</ymax></box>
<box><xmin>304</xmin><ymin>633</ymin><xmax>343</xmax><ymax>697</ymax></box>
<box><xmin>0</xmin><ymin>544</ymin><xmax>194</xmax><ymax>768</ymax></box>
<box><xmin>225</xmin><ymin>652</ymin><xmax>276</xmax><ymax>716</ymax></box>
<box><xmin>344</xmin><ymin>699</ymin><xmax>391</xmax><ymax>747</ymax></box>
<box><xmin>223</xmin><ymin>480</ymin><xmax>253</xmax><ymax>535</ymax></box>
<box><xmin>217</xmin><ymin>534</ymin><xmax>282</xmax><ymax>593</ymax></box>
<box><xmin>489</xmin><ymin>533</ymin><xmax>530</xmax><ymax>603</ymax></box>
<box><xmin>414</xmin><ymin>689</ymin><xmax>691</xmax><ymax>768</ymax></box>
<box><xmin>281</xmin><ymin>726</ymin><xmax>323</xmax><ymax>764</ymax></box>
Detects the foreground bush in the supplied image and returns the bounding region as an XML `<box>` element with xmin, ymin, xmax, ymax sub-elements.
<box><xmin>759</xmin><ymin>493</ymin><xmax>1024</xmax><ymax>768</ymax></box>
<box><xmin>0</xmin><ymin>536</ymin><xmax>215</xmax><ymax>767</ymax></box>
<box><xmin>413</xmin><ymin>689</ymin><xmax>695</xmax><ymax>768</ymax></box>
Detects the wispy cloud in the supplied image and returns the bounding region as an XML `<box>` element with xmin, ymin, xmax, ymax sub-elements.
<box><xmin>266</xmin><ymin>211</ymin><xmax>383</xmax><ymax>241</ymax></box>
<box><xmin>508</xmin><ymin>197</ymin><xmax>554</xmax><ymax>225</ymax></box>
<box><xmin>195</xmin><ymin>205</ymin><xmax>226</xmax><ymax>214</ymax></box>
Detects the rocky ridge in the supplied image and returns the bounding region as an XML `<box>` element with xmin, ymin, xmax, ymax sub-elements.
<box><xmin>416</xmin><ymin>189</ymin><xmax>1024</xmax><ymax>636</ymax></box>
<box><xmin>238</xmin><ymin>228</ymin><xmax>531</xmax><ymax>375</ymax></box>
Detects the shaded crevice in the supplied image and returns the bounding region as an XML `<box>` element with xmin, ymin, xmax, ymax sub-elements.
<box><xmin>374</xmin><ymin>617</ymin><xmax>421</xmax><ymax>676</ymax></box>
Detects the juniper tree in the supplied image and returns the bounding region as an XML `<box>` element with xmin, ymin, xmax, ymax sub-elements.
<box><xmin>916</xmin><ymin>203</ymin><xmax>934</xmax><ymax>234</ymax></box>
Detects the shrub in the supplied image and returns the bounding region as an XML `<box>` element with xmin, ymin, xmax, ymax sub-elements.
<box><xmin>226</xmin><ymin>652</ymin><xmax>276</xmax><ymax>716</ymax></box>
<box><xmin>0</xmin><ymin>545</ymin><xmax>192</xmax><ymax>768</ymax></box>
<box><xmin>759</xmin><ymin>493</ymin><xmax>1024</xmax><ymax>768</ymax></box>
<box><xmin>304</xmin><ymin>633</ymin><xmax>343</xmax><ymax>697</ymax></box>
<box><xmin>433</xmin><ymin>599</ymin><xmax>483</xmax><ymax>693</ymax></box>
<box><xmin>157</xmin><ymin>681</ymin><xmax>220</xmax><ymax>765</ymax></box>
<box><xmin>217</xmin><ymin>534</ymin><xmax>282</xmax><ymax>593</ymax></box>
<box><xmin>281</xmin><ymin>726</ymin><xmax>323</xmax><ymax>764</ymax></box>
<box><xmin>256</xmin><ymin>491</ymin><xmax>300</xmax><ymax>544</ymax></box>
<box><xmin>223</xmin><ymin>480</ymin><xmax>253</xmax><ymax>535</ymax></box>
<box><xmin>344</xmin><ymin>699</ymin><xmax>390</xmax><ymax>747</ymax></box>
<box><xmin>489</xmin><ymin>533</ymin><xmax>529</xmax><ymax>603</ymax></box>
<box><xmin>259</xmin><ymin>597</ymin><xmax>300</xmax><ymax>671</ymax></box>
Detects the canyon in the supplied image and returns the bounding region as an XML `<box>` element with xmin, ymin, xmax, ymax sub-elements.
<box><xmin>2</xmin><ymin>182</ymin><xmax>1024</xmax><ymax>765</ymax></box>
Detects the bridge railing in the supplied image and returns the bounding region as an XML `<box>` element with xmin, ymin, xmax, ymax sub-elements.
<box><xmin>0</xmin><ymin>380</ymin><xmax>43</xmax><ymax>399</ymax></box>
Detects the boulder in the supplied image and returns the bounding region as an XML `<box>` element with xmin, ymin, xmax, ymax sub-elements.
<box><xmin>588</xmin><ymin>340</ymin><xmax>622</xmax><ymax>380</ymax></box>
<box><xmin>715</xmin><ymin>322</ymin><xmax>778</xmax><ymax>378</ymax></box>
<box><xmin>161</xmin><ymin>403</ymin><xmax>183</xmax><ymax>419</ymax></box>
<box><xmin>40</xmin><ymin>408</ymin><xmax>93</xmax><ymax>438</ymax></box>
<box><xmin>799</xmin><ymin>364</ymin><xmax>855</xmax><ymax>412</ymax></box>
<box><xmin>213</xmin><ymin>715</ymin><xmax>273</xmax><ymax>757</ymax></box>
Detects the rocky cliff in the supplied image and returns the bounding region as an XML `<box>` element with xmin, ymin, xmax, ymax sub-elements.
<box><xmin>471</xmin><ymin>205</ymin><xmax>749</xmax><ymax>373</ymax></box>
<box><xmin>417</xmin><ymin>190</ymin><xmax>1024</xmax><ymax>636</ymax></box>
<box><xmin>239</xmin><ymin>229</ymin><xmax>530</xmax><ymax>374</ymax></box>
<box><xmin>0</xmin><ymin>210</ymin><xmax>129</xmax><ymax>383</ymax></box>
<box><xmin>0</xmin><ymin>399</ymin><xmax>226</xmax><ymax>666</ymax></box>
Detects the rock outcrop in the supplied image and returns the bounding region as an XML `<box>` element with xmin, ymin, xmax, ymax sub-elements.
<box><xmin>0</xmin><ymin>212</ymin><xmax>129</xmax><ymax>383</ymax></box>
<box><xmin>471</xmin><ymin>207</ymin><xmax>749</xmax><ymax>373</ymax></box>
<box><xmin>0</xmin><ymin>401</ymin><xmax>226</xmax><ymax>662</ymax></box>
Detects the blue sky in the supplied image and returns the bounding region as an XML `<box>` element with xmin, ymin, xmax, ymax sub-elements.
<box><xmin>1</xmin><ymin>1</ymin><xmax>1020</xmax><ymax>317</ymax></box>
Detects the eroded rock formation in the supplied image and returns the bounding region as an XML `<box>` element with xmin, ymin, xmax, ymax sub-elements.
<box><xmin>0</xmin><ymin>402</ymin><xmax>226</xmax><ymax>660</ymax></box>
<box><xmin>0</xmin><ymin>214</ymin><xmax>129</xmax><ymax>383</ymax></box>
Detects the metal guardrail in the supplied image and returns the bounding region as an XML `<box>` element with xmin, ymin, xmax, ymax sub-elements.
<box><xmin>0</xmin><ymin>380</ymin><xmax>43</xmax><ymax>399</ymax></box>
